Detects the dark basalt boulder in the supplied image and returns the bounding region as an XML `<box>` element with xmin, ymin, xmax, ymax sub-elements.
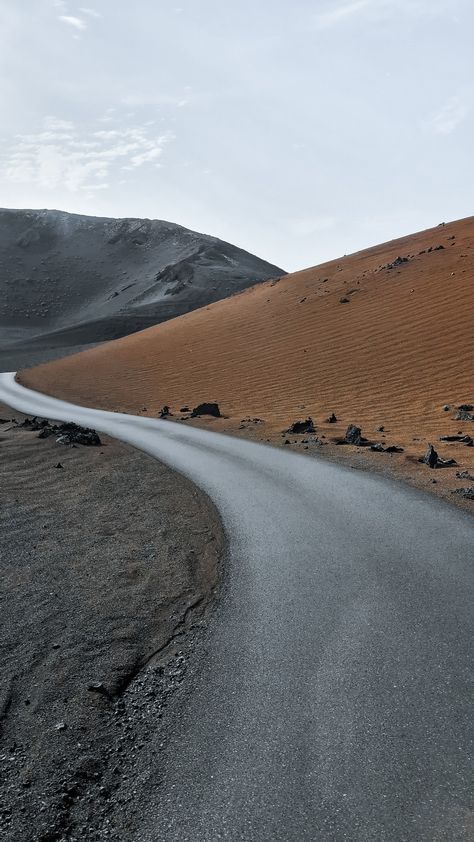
<box><xmin>419</xmin><ymin>444</ymin><xmax>457</xmax><ymax>469</ymax></box>
<box><xmin>191</xmin><ymin>402</ymin><xmax>221</xmax><ymax>418</ymax></box>
<box><xmin>345</xmin><ymin>424</ymin><xmax>363</xmax><ymax>445</ymax></box>
<box><xmin>455</xmin><ymin>409</ymin><xmax>474</xmax><ymax>422</ymax></box>
<box><xmin>286</xmin><ymin>417</ymin><xmax>315</xmax><ymax>435</ymax></box>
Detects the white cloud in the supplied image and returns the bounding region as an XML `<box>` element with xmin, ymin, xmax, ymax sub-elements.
<box><xmin>429</xmin><ymin>96</ymin><xmax>470</xmax><ymax>135</ymax></box>
<box><xmin>79</xmin><ymin>7</ymin><xmax>102</xmax><ymax>18</ymax></box>
<box><xmin>2</xmin><ymin>115</ymin><xmax>175</xmax><ymax>193</ymax></box>
<box><xmin>58</xmin><ymin>15</ymin><xmax>87</xmax><ymax>30</ymax></box>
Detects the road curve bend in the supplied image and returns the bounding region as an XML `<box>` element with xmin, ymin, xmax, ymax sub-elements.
<box><xmin>1</xmin><ymin>371</ymin><xmax>473</xmax><ymax>842</ymax></box>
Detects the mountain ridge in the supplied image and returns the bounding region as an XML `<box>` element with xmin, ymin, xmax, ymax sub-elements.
<box><xmin>0</xmin><ymin>208</ymin><xmax>284</xmax><ymax>369</ymax></box>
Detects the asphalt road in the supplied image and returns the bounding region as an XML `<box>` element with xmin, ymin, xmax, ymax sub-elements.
<box><xmin>1</xmin><ymin>371</ymin><xmax>473</xmax><ymax>842</ymax></box>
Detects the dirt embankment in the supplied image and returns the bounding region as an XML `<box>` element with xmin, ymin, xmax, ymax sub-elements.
<box><xmin>19</xmin><ymin>216</ymin><xmax>474</xmax><ymax>510</ymax></box>
<box><xmin>0</xmin><ymin>406</ymin><xmax>224</xmax><ymax>841</ymax></box>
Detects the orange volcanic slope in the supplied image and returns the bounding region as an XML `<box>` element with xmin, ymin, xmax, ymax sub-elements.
<box><xmin>20</xmin><ymin>217</ymin><xmax>474</xmax><ymax>499</ymax></box>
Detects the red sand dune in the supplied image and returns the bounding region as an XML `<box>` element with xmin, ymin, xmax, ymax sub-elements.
<box><xmin>20</xmin><ymin>217</ymin><xmax>474</xmax><ymax>507</ymax></box>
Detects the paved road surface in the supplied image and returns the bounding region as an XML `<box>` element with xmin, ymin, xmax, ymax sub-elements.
<box><xmin>1</xmin><ymin>372</ymin><xmax>473</xmax><ymax>841</ymax></box>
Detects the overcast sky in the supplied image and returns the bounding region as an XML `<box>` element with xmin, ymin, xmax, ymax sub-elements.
<box><xmin>0</xmin><ymin>0</ymin><xmax>472</xmax><ymax>270</ymax></box>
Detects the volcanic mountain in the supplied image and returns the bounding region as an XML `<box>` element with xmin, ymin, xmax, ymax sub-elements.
<box><xmin>0</xmin><ymin>208</ymin><xmax>283</xmax><ymax>370</ymax></box>
<box><xmin>19</xmin><ymin>216</ymin><xmax>474</xmax><ymax>503</ymax></box>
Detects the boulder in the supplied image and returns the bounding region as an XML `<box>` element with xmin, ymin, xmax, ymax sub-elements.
<box><xmin>286</xmin><ymin>417</ymin><xmax>315</xmax><ymax>434</ymax></box>
<box><xmin>345</xmin><ymin>424</ymin><xmax>363</xmax><ymax>445</ymax></box>
<box><xmin>420</xmin><ymin>444</ymin><xmax>457</xmax><ymax>469</ymax></box>
<box><xmin>455</xmin><ymin>409</ymin><xmax>474</xmax><ymax>422</ymax></box>
<box><xmin>191</xmin><ymin>402</ymin><xmax>221</xmax><ymax>418</ymax></box>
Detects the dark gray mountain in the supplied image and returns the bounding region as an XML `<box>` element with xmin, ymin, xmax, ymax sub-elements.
<box><xmin>0</xmin><ymin>209</ymin><xmax>284</xmax><ymax>370</ymax></box>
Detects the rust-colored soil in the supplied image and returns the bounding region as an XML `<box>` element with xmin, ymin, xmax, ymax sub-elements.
<box><xmin>20</xmin><ymin>217</ymin><xmax>474</xmax><ymax>509</ymax></box>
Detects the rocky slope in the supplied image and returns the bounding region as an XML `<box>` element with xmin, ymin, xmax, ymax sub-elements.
<box><xmin>0</xmin><ymin>209</ymin><xmax>283</xmax><ymax>370</ymax></box>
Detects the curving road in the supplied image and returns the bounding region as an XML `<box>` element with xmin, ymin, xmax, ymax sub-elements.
<box><xmin>1</xmin><ymin>371</ymin><xmax>473</xmax><ymax>841</ymax></box>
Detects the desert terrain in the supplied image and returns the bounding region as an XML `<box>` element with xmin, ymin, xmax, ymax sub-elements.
<box><xmin>0</xmin><ymin>405</ymin><xmax>223</xmax><ymax>842</ymax></box>
<box><xmin>0</xmin><ymin>209</ymin><xmax>283</xmax><ymax>370</ymax></box>
<box><xmin>20</xmin><ymin>217</ymin><xmax>474</xmax><ymax>509</ymax></box>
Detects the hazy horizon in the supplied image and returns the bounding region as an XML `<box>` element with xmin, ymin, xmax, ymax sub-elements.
<box><xmin>1</xmin><ymin>0</ymin><xmax>473</xmax><ymax>270</ymax></box>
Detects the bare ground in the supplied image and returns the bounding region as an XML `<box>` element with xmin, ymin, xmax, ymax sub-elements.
<box><xmin>0</xmin><ymin>403</ymin><xmax>224</xmax><ymax>841</ymax></box>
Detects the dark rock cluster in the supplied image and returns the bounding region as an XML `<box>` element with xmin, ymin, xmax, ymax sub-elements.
<box><xmin>17</xmin><ymin>417</ymin><xmax>101</xmax><ymax>446</ymax></box>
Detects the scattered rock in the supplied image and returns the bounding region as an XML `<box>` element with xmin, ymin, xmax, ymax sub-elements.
<box><xmin>442</xmin><ymin>405</ymin><xmax>450</xmax><ymax>412</ymax></box>
<box><xmin>54</xmin><ymin>722</ymin><xmax>67</xmax><ymax>732</ymax></box>
<box><xmin>326</xmin><ymin>413</ymin><xmax>337</xmax><ymax>424</ymax></box>
<box><xmin>458</xmin><ymin>403</ymin><xmax>473</xmax><ymax>412</ymax></box>
<box><xmin>180</xmin><ymin>406</ymin><xmax>190</xmax><ymax>413</ymax></box>
<box><xmin>159</xmin><ymin>406</ymin><xmax>171</xmax><ymax>418</ymax></box>
<box><xmin>385</xmin><ymin>255</ymin><xmax>409</xmax><ymax>270</ymax></box>
<box><xmin>456</xmin><ymin>470</ymin><xmax>474</xmax><ymax>480</ymax></box>
<box><xmin>286</xmin><ymin>417</ymin><xmax>315</xmax><ymax>435</ymax></box>
<box><xmin>240</xmin><ymin>417</ymin><xmax>264</xmax><ymax>424</ymax></box>
<box><xmin>439</xmin><ymin>434</ymin><xmax>473</xmax><ymax>446</ymax></box>
<box><xmin>451</xmin><ymin>486</ymin><xmax>474</xmax><ymax>501</ymax></box>
<box><xmin>419</xmin><ymin>444</ymin><xmax>457</xmax><ymax>469</ymax></box>
<box><xmin>376</xmin><ymin>425</ymin><xmax>385</xmax><ymax>432</ymax></box>
<box><xmin>54</xmin><ymin>463</ymin><xmax>64</xmax><ymax>469</ymax></box>
<box><xmin>19</xmin><ymin>417</ymin><xmax>102</xmax><ymax>446</ymax></box>
<box><xmin>284</xmin><ymin>439</ymin><xmax>290</xmax><ymax>445</ymax></box>
<box><xmin>191</xmin><ymin>402</ymin><xmax>221</xmax><ymax>418</ymax></box>
<box><xmin>455</xmin><ymin>408</ymin><xmax>474</xmax><ymax>422</ymax></box>
<box><xmin>339</xmin><ymin>296</ymin><xmax>350</xmax><ymax>304</ymax></box>
<box><xmin>370</xmin><ymin>443</ymin><xmax>404</xmax><ymax>453</ymax></box>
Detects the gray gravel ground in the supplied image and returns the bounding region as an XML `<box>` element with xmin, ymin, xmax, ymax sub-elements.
<box><xmin>0</xmin><ymin>404</ymin><xmax>224</xmax><ymax>841</ymax></box>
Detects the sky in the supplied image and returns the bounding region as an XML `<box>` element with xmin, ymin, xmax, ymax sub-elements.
<box><xmin>0</xmin><ymin>0</ymin><xmax>473</xmax><ymax>271</ymax></box>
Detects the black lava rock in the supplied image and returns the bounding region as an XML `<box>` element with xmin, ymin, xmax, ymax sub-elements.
<box><xmin>286</xmin><ymin>417</ymin><xmax>315</xmax><ymax>435</ymax></box>
<box><xmin>191</xmin><ymin>402</ymin><xmax>221</xmax><ymax>418</ymax></box>
<box><xmin>345</xmin><ymin>424</ymin><xmax>363</xmax><ymax>445</ymax></box>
